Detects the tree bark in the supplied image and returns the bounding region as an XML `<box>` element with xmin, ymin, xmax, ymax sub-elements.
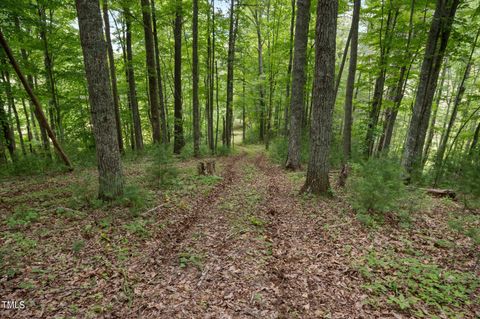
<box><xmin>402</xmin><ymin>0</ymin><xmax>460</xmax><ymax>179</ymax></box>
<box><xmin>141</xmin><ymin>0</ymin><xmax>161</xmax><ymax>143</ymax></box>
<box><xmin>173</xmin><ymin>0</ymin><xmax>185</xmax><ymax>154</ymax></box>
<box><xmin>102</xmin><ymin>0</ymin><xmax>124</xmax><ymax>153</ymax></box>
<box><xmin>302</xmin><ymin>0</ymin><xmax>338</xmax><ymax>195</ymax></box>
<box><xmin>285</xmin><ymin>0</ymin><xmax>311</xmax><ymax>170</ymax></box>
<box><xmin>75</xmin><ymin>0</ymin><xmax>124</xmax><ymax>199</ymax></box>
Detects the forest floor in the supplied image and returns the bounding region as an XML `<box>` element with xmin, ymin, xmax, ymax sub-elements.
<box><xmin>0</xmin><ymin>145</ymin><xmax>479</xmax><ymax>318</ymax></box>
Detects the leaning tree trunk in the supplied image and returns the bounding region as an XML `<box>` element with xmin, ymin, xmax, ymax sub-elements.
<box><xmin>285</xmin><ymin>0</ymin><xmax>311</xmax><ymax>171</ymax></box>
<box><xmin>302</xmin><ymin>0</ymin><xmax>338</xmax><ymax>195</ymax></box>
<box><xmin>339</xmin><ymin>0</ymin><xmax>360</xmax><ymax>187</ymax></box>
<box><xmin>140</xmin><ymin>0</ymin><xmax>161</xmax><ymax>143</ymax></box>
<box><xmin>124</xmin><ymin>5</ymin><xmax>144</xmax><ymax>151</ymax></box>
<box><xmin>76</xmin><ymin>0</ymin><xmax>124</xmax><ymax>199</ymax></box>
<box><xmin>173</xmin><ymin>0</ymin><xmax>185</xmax><ymax>154</ymax></box>
<box><xmin>102</xmin><ymin>0</ymin><xmax>124</xmax><ymax>153</ymax></box>
<box><xmin>0</xmin><ymin>30</ymin><xmax>72</xmax><ymax>168</ymax></box>
<box><xmin>402</xmin><ymin>0</ymin><xmax>460</xmax><ymax>179</ymax></box>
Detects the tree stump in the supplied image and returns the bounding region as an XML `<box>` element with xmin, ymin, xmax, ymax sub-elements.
<box><xmin>197</xmin><ymin>160</ymin><xmax>216</xmax><ymax>175</ymax></box>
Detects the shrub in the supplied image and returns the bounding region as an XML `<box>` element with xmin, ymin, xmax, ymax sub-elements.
<box><xmin>268</xmin><ymin>136</ymin><xmax>309</xmax><ymax>166</ymax></box>
<box><xmin>147</xmin><ymin>145</ymin><xmax>178</xmax><ymax>188</ymax></box>
<box><xmin>348</xmin><ymin>157</ymin><xmax>406</xmax><ymax>215</ymax></box>
<box><xmin>216</xmin><ymin>145</ymin><xmax>231</xmax><ymax>157</ymax></box>
<box><xmin>347</xmin><ymin>157</ymin><xmax>425</xmax><ymax>227</ymax></box>
<box><xmin>456</xmin><ymin>156</ymin><xmax>480</xmax><ymax>208</ymax></box>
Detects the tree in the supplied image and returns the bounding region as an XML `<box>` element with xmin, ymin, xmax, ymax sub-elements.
<box><xmin>225</xmin><ymin>0</ymin><xmax>239</xmax><ymax>148</ymax></box>
<box><xmin>402</xmin><ymin>0</ymin><xmax>460</xmax><ymax>179</ymax></box>
<box><xmin>151</xmin><ymin>0</ymin><xmax>168</xmax><ymax>144</ymax></box>
<box><xmin>192</xmin><ymin>0</ymin><xmax>200</xmax><ymax>156</ymax></box>
<box><xmin>173</xmin><ymin>0</ymin><xmax>185</xmax><ymax>154</ymax></box>
<box><xmin>75</xmin><ymin>0</ymin><xmax>124</xmax><ymax>199</ymax></box>
<box><xmin>0</xmin><ymin>30</ymin><xmax>72</xmax><ymax>169</ymax></box>
<box><xmin>124</xmin><ymin>5</ymin><xmax>144</xmax><ymax>151</ymax></box>
<box><xmin>302</xmin><ymin>0</ymin><xmax>337</xmax><ymax>195</ymax></box>
<box><xmin>102</xmin><ymin>0</ymin><xmax>123</xmax><ymax>153</ymax></box>
<box><xmin>285</xmin><ymin>0</ymin><xmax>311</xmax><ymax>170</ymax></box>
<box><xmin>339</xmin><ymin>0</ymin><xmax>360</xmax><ymax>187</ymax></box>
<box><xmin>141</xmin><ymin>0</ymin><xmax>161</xmax><ymax>143</ymax></box>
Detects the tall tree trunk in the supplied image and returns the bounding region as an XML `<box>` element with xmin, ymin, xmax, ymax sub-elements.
<box><xmin>102</xmin><ymin>0</ymin><xmax>124</xmax><ymax>153</ymax></box>
<box><xmin>339</xmin><ymin>0</ymin><xmax>360</xmax><ymax>187</ymax></box>
<box><xmin>173</xmin><ymin>0</ymin><xmax>185</xmax><ymax>154</ymax></box>
<box><xmin>207</xmin><ymin>0</ymin><xmax>215</xmax><ymax>153</ymax></box>
<box><xmin>1</xmin><ymin>68</ymin><xmax>26</xmax><ymax>156</ymax></box>
<box><xmin>423</xmin><ymin>60</ymin><xmax>448</xmax><ymax>165</ymax></box>
<box><xmin>0</xmin><ymin>95</ymin><xmax>16</xmax><ymax>162</ymax></box>
<box><xmin>141</xmin><ymin>0</ymin><xmax>161</xmax><ymax>143</ymax></box>
<box><xmin>402</xmin><ymin>0</ymin><xmax>460</xmax><ymax>179</ymax></box>
<box><xmin>215</xmin><ymin>61</ymin><xmax>220</xmax><ymax>150</ymax></box>
<box><xmin>433</xmin><ymin>27</ymin><xmax>480</xmax><ymax>184</ymax></box>
<box><xmin>76</xmin><ymin>0</ymin><xmax>124</xmax><ymax>199</ymax></box>
<box><xmin>377</xmin><ymin>0</ymin><xmax>416</xmax><ymax>154</ymax></box>
<box><xmin>21</xmin><ymin>98</ymin><xmax>34</xmax><ymax>153</ymax></box>
<box><xmin>37</xmin><ymin>4</ymin><xmax>61</xmax><ymax>141</ymax></box>
<box><xmin>151</xmin><ymin>0</ymin><xmax>168</xmax><ymax>144</ymax></box>
<box><xmin>285</xmin><ymin>0</ymin><xmax>311</xmax><ymax>170</ymax></box>
<box><xmin>253</xmin><ymin>10</ymin><xmax>266</xmax><ymax>142</ymax></box>
<box><xmin>124</xmin><ymin>6</ymin><xmax>144</xmax><ymax>151</ymax></box>
<box><xmin>334</xmin><ymin>27</ymin><xmax>352</xmax><ymax>100</ymax></box>
<box><xmin>192</xmin><ymin>0</ymin><xmax>200</xmax><ymax>156</ymax></box>
<box><xmin>283</xmin><ymin>0</ymin><xmax>295</xmax><ymax>136</ymax></box>
<box><xmin>302</xmin><ymin>0</ymin><xmax>338</xmax><ymax>195</ymax></box>
<box><xmin>469</xmin><ymin>122</ymin><xmax>480</xmax><ymax>154</ymax></box>
<box><xmin>242</xmin><ymin>75</ymin><xmax>246</xmax><ymax>143</ymax></box>
<box><xmin>225</xmin><ymin>0</ymin><xmax>239</xmax><ymax>148</ymax></box>
<box><xmin>365</xmin><ymin>5</ymin><xmax>399</xmax><ymax>157</ymax></box>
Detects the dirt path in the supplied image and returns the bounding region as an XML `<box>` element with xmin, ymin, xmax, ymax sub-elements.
<box><xmin>120</xmin><ymin>152</ymin><xmax>366</xmax><ymax>318</ymax></box>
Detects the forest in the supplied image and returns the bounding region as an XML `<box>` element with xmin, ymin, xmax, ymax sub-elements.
<box><xmin>0</xmin><ymin>0</ymin><xmax>479</xmax><ymax>317</ymax></box>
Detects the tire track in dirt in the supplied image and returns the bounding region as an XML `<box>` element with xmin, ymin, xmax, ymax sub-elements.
<box><xmin>133</xmin><ymin>153</ymin><xmax>284</xmax><ymax>318</ymax></box>
<box><xmin>141</xmin><ymin>153</ymin><xmax>245</xmax><ymax>264</ymax></box>
<box><xmin>252</xmin><ymin>153</ymin><xmax>364</xmax><ymax>318</ymax></box>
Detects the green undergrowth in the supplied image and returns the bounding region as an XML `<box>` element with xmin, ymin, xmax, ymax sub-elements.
<box><xmin>356</xmin><ymin>249</ymin><xmax>479</xmax><ymax>318</ymax></box>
